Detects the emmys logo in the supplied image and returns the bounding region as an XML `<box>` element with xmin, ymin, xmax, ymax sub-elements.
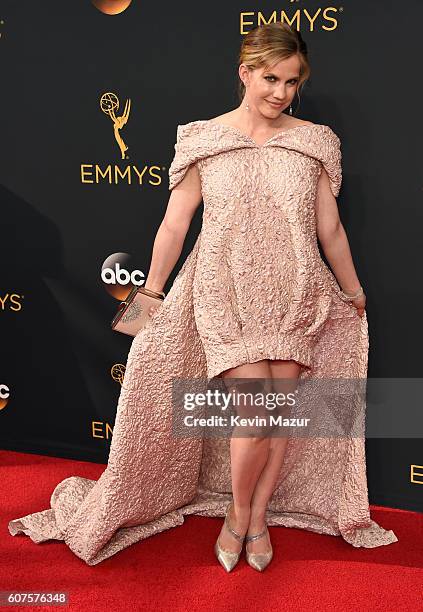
<box><xmin>80</xmin><ymin>92</ymin><xmax>163</xmax><ymax>187</ymax></box>
<box><xmin>0</xmin><ymin>293</ymin><xmax>23</xmax><ymax>312</ymax></box>
<box><xmin>101</xmin><ymin>252</ymin><xmax>145</xmax><ymax>299</ymax></box>
<box><xmin>0</xmin><ymin>384</ymin><xmax>10</xmax><ymax>410</ymax></box>
<box><xmin>111</xmin><ymin>363</ymin><xmax>126</xmax><ymax>386</ymax></box>
<box><xmin>92</xmin><ymin>420</ymin><xmax>114</xmax><ymax>440</ymax></box>
<box><xmin>410</xmin><ymin>464</ymin><xmax>423</xmax><ymax>484</ymax></box>
<box><xmin>100</xmin><ymin>92</ymin><xmax>131</xmax><ymax>160</ymax></box>
<box><xmin>90</xmin><ymin>364</ymin><xmax>127</xmax><ymax>441</ymax></box>
<box><xmin>240</xmin><ymin>8</ymin><xmax>342</xmax><ymax>34</ymax></box>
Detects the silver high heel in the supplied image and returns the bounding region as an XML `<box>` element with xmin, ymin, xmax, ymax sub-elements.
<box><xmin>214</xmin><ymin>500</ymin><xmax>245</xmax><ymax>572</ymax></box>
<box><xmin>245</xmin><ymin>524</ymin><xmax>273</xmax><ymax>571</ymax></box>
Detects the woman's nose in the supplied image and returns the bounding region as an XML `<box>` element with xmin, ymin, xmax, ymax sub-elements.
<box><xmin>275</xmin><ymin>86</ymin><xmax>287</xmax><ymax>98</ymax></box>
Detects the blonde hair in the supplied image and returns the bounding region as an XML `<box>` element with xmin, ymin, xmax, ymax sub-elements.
<box><xmin>237</xmin><ymin>23</ymin><xmax>311</xmax><ymax>114</ymax></box>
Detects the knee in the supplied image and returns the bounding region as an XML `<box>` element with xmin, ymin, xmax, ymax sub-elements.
<box><xmin>247</xmin><ymin>432</ymin><xmax>271</xmax><ymax>442</ymax></box>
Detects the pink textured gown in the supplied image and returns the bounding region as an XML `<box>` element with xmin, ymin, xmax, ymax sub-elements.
<box><xmin>8</xmin><ymin>119</ymin><xmax>398</xmax><ymax>564</ymax></box>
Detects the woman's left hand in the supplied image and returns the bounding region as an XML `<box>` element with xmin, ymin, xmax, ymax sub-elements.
<box><xmin>350</xmin><ymin>292</ymin><xmax>366</xmax><ymax>318</ymax></box>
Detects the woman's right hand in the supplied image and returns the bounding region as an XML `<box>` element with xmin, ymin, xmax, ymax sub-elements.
<box><xmin>144</xmin><ymin>283</ymin><xmax>164</xmax><ymax>319</ymax></box>
<box><xmin>148</xmin><ymin>304</ymin><xmax>161</xmax><ymax>318</ymax></box>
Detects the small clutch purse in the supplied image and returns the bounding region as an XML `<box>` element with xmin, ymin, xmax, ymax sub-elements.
<box><xmin>111</xmin><ymin>286</ymin><xmax>165</xmax><ymax>337</ymax></box>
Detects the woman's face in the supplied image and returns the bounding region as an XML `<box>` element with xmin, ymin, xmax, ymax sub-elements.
<box><xmin>239</xmin><ymin>54</ymin><xmax>301</xmax><ymax>117</ymax></box>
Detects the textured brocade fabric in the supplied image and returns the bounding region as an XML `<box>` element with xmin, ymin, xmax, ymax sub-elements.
<box><xmin>8</xmin><ymin>120</ymin><xmax>398</xmax><ymax>565</ymax></box>
<box><xmin>168</xmin><ymin>120</ymin><xmax>348</xmax><ymax>380</ymax></box>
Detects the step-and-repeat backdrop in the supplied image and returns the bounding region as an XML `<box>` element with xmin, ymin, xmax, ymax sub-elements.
<box><xmin>1</xmin><ymin>1</ymin><xmax>421</xmax><ymax>512</ymax></box>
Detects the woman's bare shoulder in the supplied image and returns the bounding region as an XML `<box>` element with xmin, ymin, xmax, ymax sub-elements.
<box><xmin>283</xmin><ymin>117</ymin><xmax>315</xmax><ymax>128</ymax></box>
<box><xmin>208</xmin><ymin>111</ymin><xmax>237</xmax><ymax>125</ymax></box>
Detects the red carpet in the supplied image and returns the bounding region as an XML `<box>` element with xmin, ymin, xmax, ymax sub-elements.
<box><xmin>1</xmin><ymin>450</ymin><xmax>421</xmax><ymax>611</ymax></box>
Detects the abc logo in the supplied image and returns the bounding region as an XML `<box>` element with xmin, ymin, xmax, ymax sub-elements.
<box><xmin>102</xmin><ymin>263</ymin><xmax>144</xmax><ymax>285</ymax></box>
<box><xmin>0</xmin><ymin>384</ymin><xmax>10</xmax><ymax>410</ymax></box>
<box><xmin>101</xmin><ymin>252</ymin><xmax>145</xmax><ymax>300</ymax></box>
<box><xmin>0</xmin><ymin>384</ymin><xmax>9</xmax><ymax>399</ymax></box>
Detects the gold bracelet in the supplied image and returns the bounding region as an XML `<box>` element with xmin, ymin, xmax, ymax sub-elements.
<box><xmin>340</xmin><ymin>285</ymin><xmax>364</xmax><ymax>302</ymax></box>
<box><xmin>142</xmin><ymin>286</ymin><xmax>166</xmax><ymax>299</ymax></box>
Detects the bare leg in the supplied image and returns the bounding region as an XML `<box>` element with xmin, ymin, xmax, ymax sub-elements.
<box><xmin>217</xmin><ymin>360</ymin><xmax>273</xmax><ymax>553</ymax></box>
<box><xmin>246</xmin><ymin>359</ymin><xmax>302</xmax><ymax>554</ymax></box>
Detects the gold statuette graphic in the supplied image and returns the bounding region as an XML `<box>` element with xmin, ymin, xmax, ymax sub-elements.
<box><xmin>111</xmin><ymin>363</ymin><xmax>126</xmax><ymax>386</ymax></box>
<box><xmin>100</xmin><ymin>92</ymin><xmax>131</xmax><ymax>159</ymax></box>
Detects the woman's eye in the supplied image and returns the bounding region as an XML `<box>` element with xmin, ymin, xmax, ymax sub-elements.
<box><xmin>265</xmin><ymin>76</ymin><xmax>298</xmax><ymax>84</ymax></box>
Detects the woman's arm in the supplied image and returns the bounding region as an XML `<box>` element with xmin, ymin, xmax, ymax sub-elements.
<box><xmin>144</xmin><ymin>163</ymin><xmax>203</xmax><ymax>294</ymax></box>
<box><xmin>315</xmin><ymin>167</ymin><xmax>366</xmax><ymax>316</ymax></box>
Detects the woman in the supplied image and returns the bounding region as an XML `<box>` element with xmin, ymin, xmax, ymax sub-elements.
<box><xmin>8</xmin><ymin>23</ymin><xmax>397</xmax><ymax>568</ymax></box>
